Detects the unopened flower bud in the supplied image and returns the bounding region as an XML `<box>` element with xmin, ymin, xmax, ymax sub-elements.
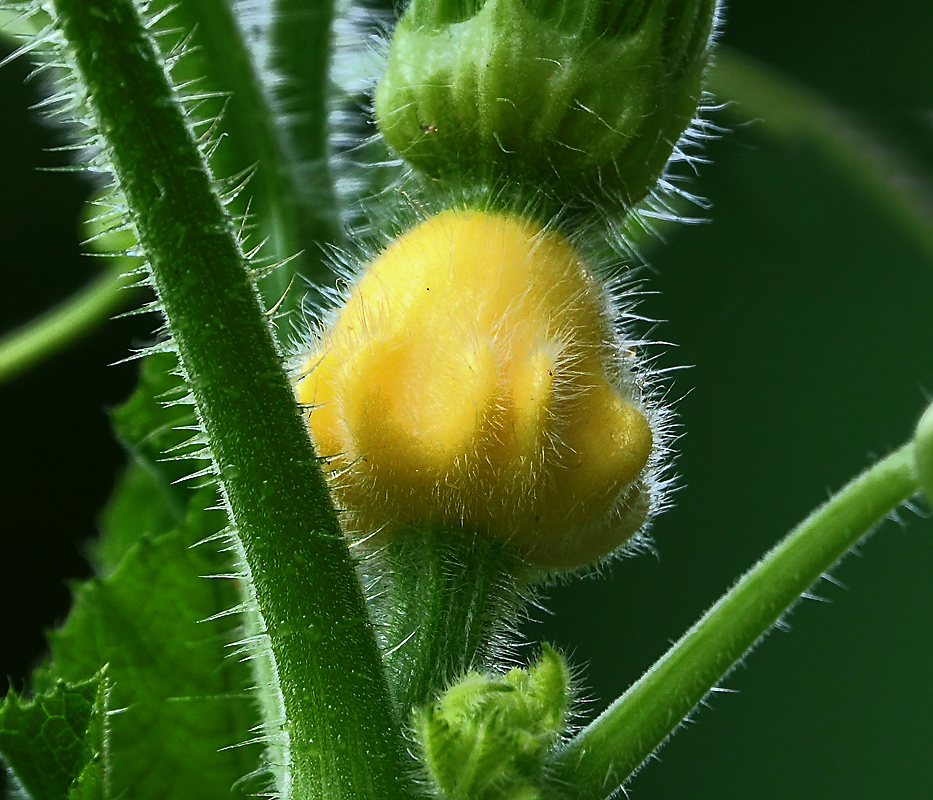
<box><xmin>296</xmin><ymin>209</ymin><xmax>661</xmax><ymax>570</ymax></box>
<box><xmin>415</xmin><ymin>643</ymin><xmax>572</xmax><ymax>799</ymax></box>
<box><xmin>375</xmin><ymin>0</ymin><xmax>719</xmax><ymax>212</ymax></box>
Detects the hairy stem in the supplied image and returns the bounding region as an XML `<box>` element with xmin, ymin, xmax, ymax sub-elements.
<box><xmin>547</xmin><ymin>442</ymin><xmax>918</xmax><ymax>799</ymax></box>
<box><xmin>49</xmin><ymin>1</ymin><xmax>413</xmax><ymax>798</ymax></box>
<box><xmin>151</xmin><ymin>0</ymin><xmax>336</xmax><ymax>304</ymax></box>
<box><xmin>380</xmin><ymin>526</ymin><xmax>527</xmax><ymax>717</ymax></box>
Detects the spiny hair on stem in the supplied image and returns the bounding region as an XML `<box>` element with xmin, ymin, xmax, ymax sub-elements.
<box><xmin>4</xmin><ymin>7</ymin><xmax>302</xmax><ymax>797</ymax></box>
<box><xmin>2</xmin><ymin>0</ymin><xmax>273</xmax><ymax>292</ymax></box>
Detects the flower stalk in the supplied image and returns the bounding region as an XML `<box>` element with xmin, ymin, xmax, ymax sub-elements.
<box><xmin>378</xmin><ymin>525</ymin><xmax>527</xmax><ymax>717</ymax></box>
<box><xmin>546</xmin><ymin>440</ymin><xmax>920</xmax><ymax>799</ymax></box>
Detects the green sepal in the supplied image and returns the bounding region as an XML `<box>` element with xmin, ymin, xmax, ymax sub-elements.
<box><xmin>415</xmin><ymin>643</ymin><xmax>572</xmax><ymax>800</ymax></box>
<box><xmin>375</xmin><ymin>0</ymin><xmax>718</xmax><ymax>217</ymax></box>
<box><xmin>0</xmin><ymin>670</ymin><xmax>108</xmax><ymax>800</ymax></box>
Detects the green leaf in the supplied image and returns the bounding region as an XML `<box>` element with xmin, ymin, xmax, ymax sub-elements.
<box><xmin>110</xmin><ymin>352</ymin><xmax>195</xmax><ymax>487</ymax></box>
<box><xmin>36</xmin><ymin>498</ymin><xmax>261</xmax><ymax>800</ymax></box>
<box><xmin>92</xmin><ymin>457</ymin><xmax>183</xmax><ymax>578</ymax></box>
<box><xmin>92</xmin><ymin>352</ymin><xmax>196</xmax><ymax>574</ymax></box>
<box><xmin>57</xmin><ymin>332</ymin><xmax>255</xmax><ymax>800</ymax></box>
<box><xmin>0</xmin><ymin>671</ymin><xmax>107</xmax><ymax>800</ymax></box>
<box><xmin>45</xmin><ymin>337</ymin><xmax>244</xmax><ymax>800</ymax></box>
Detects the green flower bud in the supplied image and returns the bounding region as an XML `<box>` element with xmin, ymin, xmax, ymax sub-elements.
<box><xmin>375</xmin><ymin>0</ymin><xmax>719</xmax><ymax>212</ymax></box>
<box><xmin>415</xmin><ymin>644</ymin><xmax>572</xmax><ymax>800</ymax></box>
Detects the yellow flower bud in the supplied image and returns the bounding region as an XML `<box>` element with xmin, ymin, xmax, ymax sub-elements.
<box><xmin>296</xmin><ymin>210</ymin><xmax>660</xmax><ymax>569</ymax></box>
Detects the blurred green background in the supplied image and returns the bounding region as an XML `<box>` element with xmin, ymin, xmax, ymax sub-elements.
<box><xmin>2</xmin><ymin>1</ymin><xmax>932</xmax><ymax>798</ymax></box>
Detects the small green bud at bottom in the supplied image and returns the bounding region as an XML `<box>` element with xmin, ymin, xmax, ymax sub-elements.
<box><xmin>415</xmin><ymin>644</ymin><xmax>572</xmax><ymax>800</ymax></box>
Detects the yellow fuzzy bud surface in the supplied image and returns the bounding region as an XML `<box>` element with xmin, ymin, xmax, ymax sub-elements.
<box><xmin>296</xmin><ymin>210</ymin><xmax>655</xmax><ymax>569</ymax></box>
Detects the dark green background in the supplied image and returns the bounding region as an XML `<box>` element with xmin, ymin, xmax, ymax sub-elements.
<box><xmin>2</xmin><ymin>1</ymin><xmax>932</xmax><ymax>798</ymax></box>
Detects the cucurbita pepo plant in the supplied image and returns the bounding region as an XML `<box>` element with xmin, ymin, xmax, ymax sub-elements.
<box><xmin>0</xmin><ymin>1</ymin><xmax>932</xmax><ymax>799</ymax></box>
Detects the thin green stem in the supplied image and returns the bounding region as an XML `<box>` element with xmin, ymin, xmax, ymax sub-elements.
<box><xmin>547</xmin><ymin>443</ymin><xmax>919</xmax><ymax>800</ymax></box>
<box><xmin>150</xmin><ymin>0</ymin><xmax>338</xmax><ymax>306</ymax></box>
<box><xmin>915</xmin><ymin>400</ymin><xmax>933</xmax><ymax>505</ymax></box>
<box><xmin>268</xmin><ymin>0</ymin><xmax>343</xmax><ymax>269</ymax></box>
<box><xmin>708</xmin><ymin>48</ymin><xmax>933</xmax><ymax>264</ymax></box>
<box><xmin>0</xmin><ymin>267</ymin><xmax>134</xmax><ymax>385</ymax></box>
<box><xmin>49</xmin><ymin>2</ymin><xmax>413</xmax><ymax>798</ymax></box>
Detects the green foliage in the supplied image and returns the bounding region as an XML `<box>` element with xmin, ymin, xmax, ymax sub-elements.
<box><xmin>21</xmin><ymin>353</ymin><xmax>259</xmax><ymax>800</ymax></box>
<box><xmin>34</xmin><ymin>507</ymin><xmax>258</xmax><ymax>800</ymax></box>
<box><xmin>94</xmin><ymin>352</ymin><xmax>196</xmax><ymax>572</ymax></box>
<box><xmin>1</xmin><ymin>1</ymin><xmax>932</xmax><ymax>800</ymax></box>
<box><xmin>17</xmin><ymin>0</ymin><xmax>413</xmax><ymax>797</ymax></box>
<box><xmin>1</xmin><ymin>311</ymin><xmax>254</xmax><ymax>800</ymax></box>
<box><xmin>0</xmin><ymin>672</ymin><xmax>106</xmax><ymax>800</ymax></box>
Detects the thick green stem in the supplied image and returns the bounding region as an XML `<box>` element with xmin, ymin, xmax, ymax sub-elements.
<box><xmin>380</xmin><ymin>526</ymin><xmax>527</xmax><ymax>717</ymax></box>
<box><xmin>49</xmin><ymin>2</ymin><xmax>413</xmax><ymax>798</ymax></box>
<box><xmin>547</xmin><ymin>443</ymin><xmax>918</xmax><ymax>799</ymax></box>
